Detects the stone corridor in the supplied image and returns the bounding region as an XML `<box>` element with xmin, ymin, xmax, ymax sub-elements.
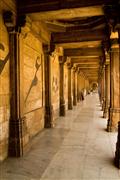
<box><xmin>1</xmin><ymin>93</ymin><xmax>120</xmax><ymax>180</ymax></box>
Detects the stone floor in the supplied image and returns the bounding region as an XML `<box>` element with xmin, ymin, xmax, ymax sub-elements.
<box><xmin>0</xmin><ymin>93</ymin><xmax>120</xmax><ymax>180</ymax></box>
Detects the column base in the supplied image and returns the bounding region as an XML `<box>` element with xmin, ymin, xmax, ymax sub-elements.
<box><xmin>103</xmin><ymin>108</ymin><xmax>108</xmax><ymax>118</ymax></box>
<box><xmin>68</xmin><ymin>97</ymin><xmax>73</xmax><ymax>110</ymax></box>
<box><xmin>77</xmin><ymin>94</ymin><xmax>80</xmax><ymax>102</ymax></box>
<box><xmin>73</xmin><ymin>97</ymin><xmax>77</xmax><ymax>106</ymax></box>
<box><xmin>115</xmin><ymin>122</ymin><xmax>120</xmax><ymax>169</ymax></box>
<box><xmin>102</xmin><ymin>98</ymin><xmax>105</xmax><ymax>111</ymax></box>
<box><xmin>107</xmin><ymin>108</ymin><xmax>120</xmax><ymax>132</ymax></box>
<box><xmin>8</xmin><ymin>116</ymin><xmax>29</xmax><ymax>157</ymax></box>
<box><xmin>45</xmin><ymin>105</ymin><xmax>54</xmax><ymax>128</ymax></box>
<box><xmin>60</xmin><ymin>102</ymin><xmax>66</xmax><ymax>116</ymax></box>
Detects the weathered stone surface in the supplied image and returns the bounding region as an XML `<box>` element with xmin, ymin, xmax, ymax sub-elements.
<box><xmin>64</xmin><ymin>64</ymin><xmax>68</xmax><ymax>109</ymax></box>
<box><xmin>0</xmin><ymin>14</ymin><xmax>10</xmax><ymax>161</ymax></box>
<box><xmin>51</xmin><ymin>54</ymin><xmax>60</xmax><ymax>119</ymax></box>
<box><xmin>107</xmin><ymin>41</ymin><xmax>120</xmax><ymax>132</ymax></box>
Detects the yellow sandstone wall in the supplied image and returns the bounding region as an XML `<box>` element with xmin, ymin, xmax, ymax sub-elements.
<box><xmin>71</xmin><ymin>69</ymin><xmax>73</xmax><ymax>103</ymax></box>
<box><xmin>20</xmin><ymin>25</ymin><xmax>46</xmax><ymax>139</ymax></box>
<box><xmin>0</xmin><ymin>15</ymin><xmax>10</xmax><ymax>161</ymax></box>
<box><xmin>64</xmin><ymin>64</ymin><xmax>68</xmax><ymax>109</ymax></box>
<box><xmin>79</xmin><ymin>75</ymin><xmax>85</xmax><ymax>91</ymax></box>
<box><xmin>0</xmin><ymin>0</ymin><xmax>78</xmax><ymax>161</ymax></box>
<box><xmin>51</xmin><ymin>55</ymin><xmax>60</xmax><ymax>119</ymax></box>
<box><xmin>0</xmin><ymin>0</ymin><xmax>51</xmax><ymax>160</ymax></box>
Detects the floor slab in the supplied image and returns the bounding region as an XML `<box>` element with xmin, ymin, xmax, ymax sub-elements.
<box><xmin>0</xmin><ymin>93</ymin><xmax>120</xmax><ymax>180</ymax></box>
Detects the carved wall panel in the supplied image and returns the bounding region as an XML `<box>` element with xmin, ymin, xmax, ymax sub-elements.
<box><xmin>0</xmin><ymin>15</ymin><xmax>10</xmax><ymax>161</ymax></box>
<box><xmin>64</xmin><ymin>64</ymin><xmax>68</xmax><ymax>109</ymax></box>
<box><xmin>20</xmin><ymin>31</ymin><xmax>44</xmax><ymax>138</ymax></box>
<box><xmin>51</xmin><ymin>54</ymin><xmax>59</xmax><ymax>119</ymax></box>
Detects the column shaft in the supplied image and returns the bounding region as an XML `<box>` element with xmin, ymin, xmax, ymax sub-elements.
<box><xmin>43</xmin><ymin>45</ymin><xmax>54</xmax><ymax>128</ymax></box>
<box><xmin>107</xmin><ymin>40</ymin><xmax>120</xmax><ymax>131</ymax></box>
<box><xmin>8</xmin><ymin>32</ymin><xmax>28</xmax><ymax>157</ymax></box>
<box><xmin>73</xmin><ymin>68</ymin><xmax>77</xmax><ymax>106</ymax></box>
<box><xmin>59</xmin><ymin>56</ymin><xmax>65</xmax><ymax>116</ymax></box>
<box><xmin>103</xmin><ymin>65</ymin><xmax>109</xmax><ymax>118</ymax></box>
<box><xmin>68</xmin><ymin>66</ymin><xmax>73</xmax><ymax>109</ymax></box>
<box><xmin>102</xmin><ymin>67</ymin><xmax>106</xmax><ymax>111</ymax></box>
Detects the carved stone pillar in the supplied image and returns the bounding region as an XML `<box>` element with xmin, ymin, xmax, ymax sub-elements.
<box><xmin>59</xmin><ymin>56</ymin><xmax>66</xmax><ymax>116</ymax></box>
<box><xmin>114</xmin><ymin>29</ymin><xmax>120</xmax><ymax>167</ymax></box>
<box><xmin>103</xmin><ymin>64</ymin><xmax>109</xmax><ymax>118</ymax></box>
<box><xmin>43</xmin><ymin>45</ymin><xmax>54</xmax><ymax>128</ymax></box>
<box><xmin>3</xmin><ymin>12</ymin><xmax>29</xmax><ymax>157</ymax></box>
<box><xmin>102</xmin><ymin>65</ymin><xmax>106</xmax><ymax>111</ymax></box>
<box><xmin>108</xmin><ymin>64</ymin><xmax>110</xmax><ymax>108</ymax></box>
<box><xmin>73</xmin><ymin>66</ymin><xmax>77</xmax><ymax>106</ymax></box>
<box><xmin>107</xmin><ymin>38</ymin><xmax>120</xmax><ymax>132</ymax></box>
<box><xmin>98</xmin><ymin>77</ymin><xmax>102</xmax><ymax>105</ymax></box>
<box><xmin>115</xmin><ymin>121</ymin><xmax>120</xmax><ymax>168</ymax></box>
<box><xmin>77</xmin><ymin>68</ymin><xmax>80</xmax><ymax>102</ymax></box>
<box><xmin>67</xmin><ymin>60</ymin><xmax>73</xmax><ymax>110</ymax></box>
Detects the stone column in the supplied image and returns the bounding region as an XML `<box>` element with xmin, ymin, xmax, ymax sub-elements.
<box><xmin>59</xmin><ymin>56</ymin><xmax>66</xmax><ymax>116</ymax></box>
<box><xmin>98</xmin><ymin>77</ymin><xmax>102</xmax><ymax>105</ymax></box>
<box><xmin>3</xmin><ymin>12</ymin><xmax>29</xmax><ymax>157</ymax></box>
<box><xmin>115</xmin><ymin>121</ymin><xmax>120</xmax><ymax>168</ymax></box>
<box><xmin>102</xmin><ymin>65</ymin><xmax>106</xmax><ymax>111</ymax></box>
<box><xmin>108</xmin><ymin>64</ymin><xmax>110</xmax><ymax>108</ymax></box>
<box><xmin>107</xmin><ymin>38</ymin><xmax>120</xmax><ymax>132</ymax></box>
<box><xmin>115</xmin><ymin>30</ymin><xmax>120</xmax><ymax>169</ymax></box>
<box><xmin>43</xmin><ymin>45</ymin><xmax>54</xmax><ymax>128</ymax></box>
<box><xmin>103</xmin><ymin>64</ymin><xmax>109</xmax><ymax>118</ymax></box>
<box><xmin>67</xmin><ymin>61</ymin><xmax>73</xmax><ymax>110</ymax></box>
<box><xmin>77</xmin><ymin>70</ymin><xmax>80</xmax><ymax>102</ymax></box>
<box><xmin>73</xmin><ymin>66</ymin><xmax>77</xmax><ymax>106</ymax></box>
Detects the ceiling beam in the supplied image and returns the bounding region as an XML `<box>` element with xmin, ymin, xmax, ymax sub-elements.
<box><xmin>46</xmin><ymin>22</ymin><xmax>66</xmax><ymax>32</ymax></box>
<box><xmin>77</xmin><ymin>66</ymin><xmax>99</xmax><ymax>68</ymax></box>
<box><xmin>64</xmin><ymin>47</ymin><xmax>102</xmax><ymax>56</ymax></box>
<box><xmin>79</xmin><ymin>67</ymin><xmax>99</xmax><ymax>70</ymax></box>
<box><xmin>18</xmin><ymin>0</ymin><xmax>115</xmax><ymax>14</ymax></box>
<box><xmin>75</xmin><ymin>63</ymin><xmax>99</xmax><ymax>66</ymax></box>
<box><xmin>71</xmin><ymin>58</ymin><xmax>99</xmax><ymax>64</ymax></box>
<box><xmin>66</xmin><ymin>17</ymin><xmax>105</xmax><ymax>31</ymax></box>
<box><xmin>82</xmin><ymin>72</ymin><xmax>98</xmax><ymax>74</ymax></box>
<box><xmin>52</xmin><ymin>29</ymin><xmax>107</xmax><ymax>44</ymax></box>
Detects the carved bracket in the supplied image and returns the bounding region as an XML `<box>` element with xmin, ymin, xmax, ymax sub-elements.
<box><xmin>104</xmin><ymin>4</ymin><xmax>120</xmax><ymax>32</ymax></box>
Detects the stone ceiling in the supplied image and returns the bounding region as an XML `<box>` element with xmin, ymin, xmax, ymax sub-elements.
<box><xmin>17</xmin><ymin>0</ymin><xmax>117</xmax><ymax>82</ymax></box>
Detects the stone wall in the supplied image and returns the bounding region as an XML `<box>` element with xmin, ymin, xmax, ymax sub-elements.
<box><xmin>0</xmin><ymin>14</ymin><xmax>10</xmax><ymax>161</ymax></box>
<box><xmin>0</xmin><ymin>1</ymin><xmax>51</xmax><ymax>159</ymax></box>
<box><xmin>64</xmin><ymin>64</ymin><xmax>68</xmax><ymax>109</ymax></box>
<box><xmin>51</xmin><ymin>55</ymin><xmax>60</xmax><ymax>119</ymax></box>
<box><xmin>79</xmin><ymin>75</ymin><xmax>85</xmax><ymax>91</ymax></box>
<box><xmin>20</xmin><ymin>29</ymin><xmax>45</xmax><ymax>139</ymax></box>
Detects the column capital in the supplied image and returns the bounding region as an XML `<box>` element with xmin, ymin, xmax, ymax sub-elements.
<box><xmin>104</xmin><ymin>4</ymin><xmax>120</xmax><ymax>32</ymax></box>
<box><xmin>102</xmin><ymin>40</ymin><xmax>111</xmax><ymax>52</ymax></box>
<box><xmin>3</xmin><ymin>11</ymin><xmax>27</xmax><ymax>33</ymax></box>
<box><xmin>110</xmin><ymin>38</ymin><xmax>119</xmax><ymax>49</ymax></box>
<box><xmin>59</xmin><ymin>56</ymin><xmax>66</xmax><ymax>64</ymax></box>
<box><xmin>43</xmin><ymin>43</ymin><xmax>56</xmax><ymax>56</ymax></box>
<box><xmin>50</xmin><ymin>42</ymin><xmax>56</xmax><ymax>55</ymax></box>
<box><xmin>66</xmin><ymin>57</ymin><xmax>73</xmax><ymax>69</ymax></box>
<box><xmin>43</xmin><ymin>44</ymin><xmax>50</xmax><ymax>54</ymax></box>
<box><xmin>3</xmin><ymin>11</ymin><xmax>15</xmax><ymax>32</ymax></box>
<box><xmin>72</xmin><ymin>65</ymin><xmax>77</xmax><ymax>73</ymax></box>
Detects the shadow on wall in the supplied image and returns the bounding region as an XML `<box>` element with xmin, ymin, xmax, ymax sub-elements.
<box><xmin>0</xmin><ymin>43</ymin><xmax>9</xmax><ymax>74</ymax></box>
<box><xmin>24</xmin><ymin>56</ymin><xmax>41</xmax><ymax>103</ymax></box>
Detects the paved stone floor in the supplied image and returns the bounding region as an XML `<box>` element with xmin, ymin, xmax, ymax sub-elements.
<box><xmin>0</xmin><ymin>93</ymin><xmax>120</xmax><ymax>180</ymax></box>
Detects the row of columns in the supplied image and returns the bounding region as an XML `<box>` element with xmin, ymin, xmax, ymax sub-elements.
<box><xmin>5</xmin><ymin>25</ymin><xmax>88</xmax><ymax>157</ymax></box>
<box><xmin>99</xmin><ymin>31</ymin><xmax>120</xmax><ymax>168</ymax></box>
